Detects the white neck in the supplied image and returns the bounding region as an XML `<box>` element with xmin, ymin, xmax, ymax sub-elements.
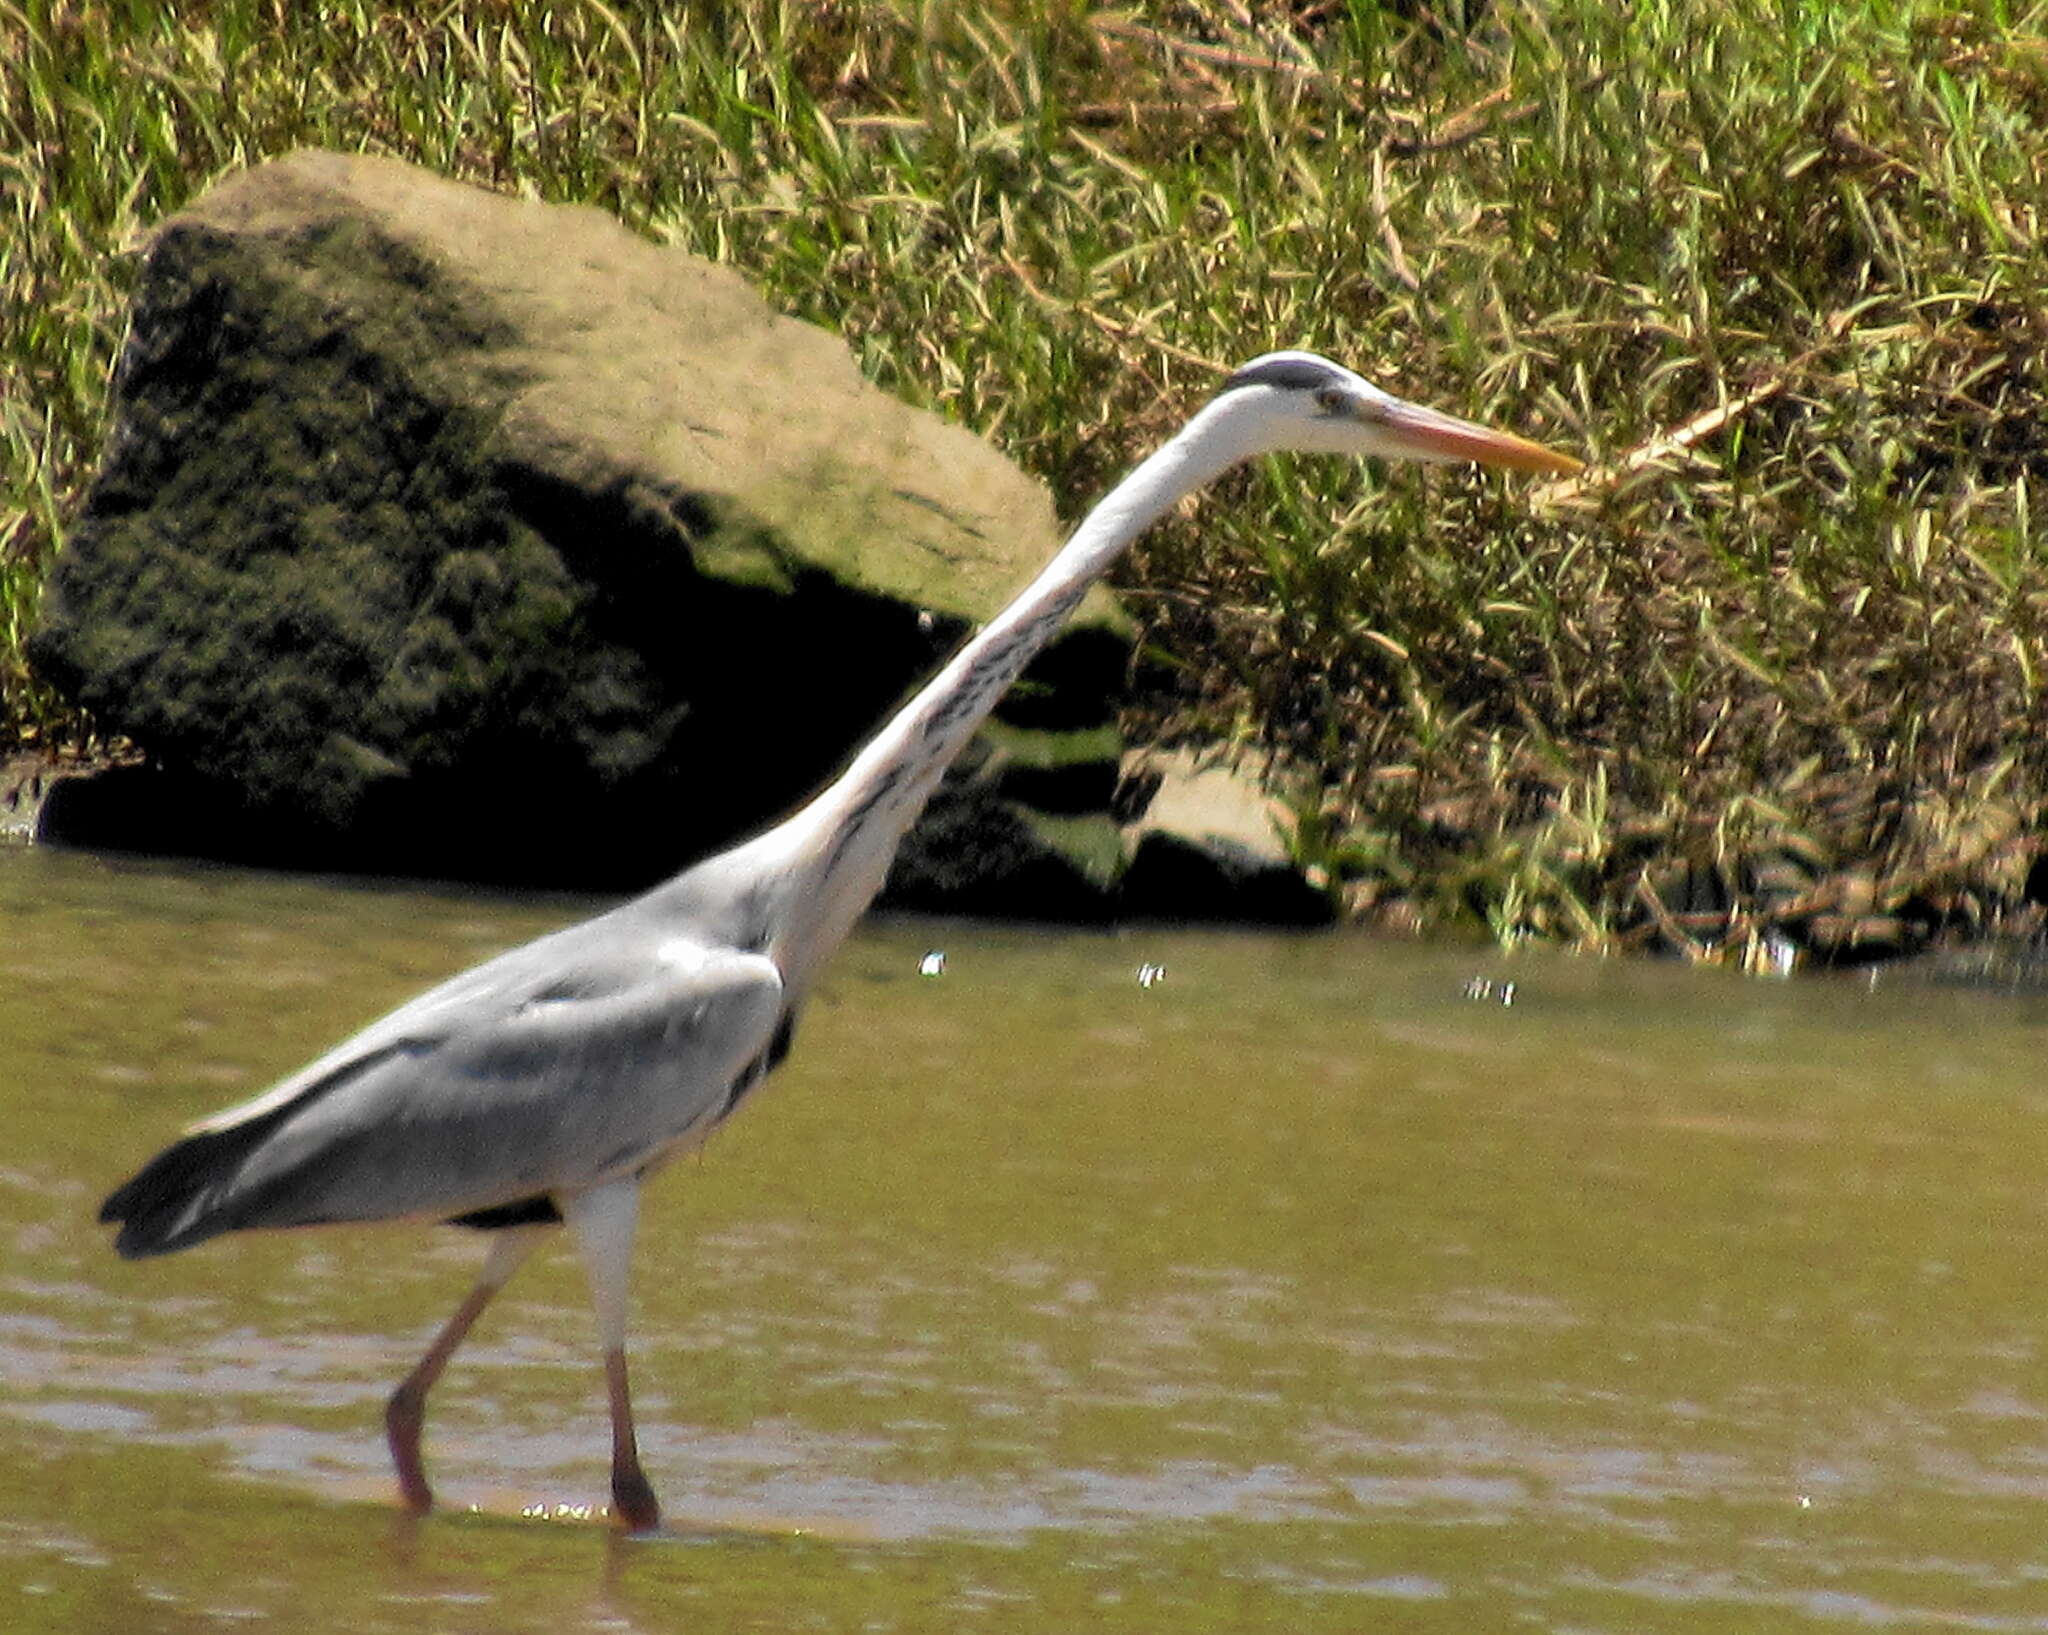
<box><xmin>706</xmin><ymin>392</ymin><xmax>1275</xmax><ymax>994</ymax></box>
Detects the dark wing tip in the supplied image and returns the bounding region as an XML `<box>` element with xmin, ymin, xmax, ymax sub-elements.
<box><xmin>96</xmin><ymin>1123</ymin><xmax>266</xmax><ymax>1258</ymax></box>
<box><xmin>97</xmin><ymin>1041</ymin><xmax>419</xmax><ymax>1259</ymax></box>
<box><xmin>99</xmin><ymin>1173</ymin><xmax>200</xmax><ymax>1258</ymax></box>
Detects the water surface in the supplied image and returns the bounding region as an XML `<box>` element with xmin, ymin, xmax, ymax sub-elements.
<box><xmin>3</xmin><ymin>845</ymin><xmax>2046</xmax><ymax>1631</ymax></box>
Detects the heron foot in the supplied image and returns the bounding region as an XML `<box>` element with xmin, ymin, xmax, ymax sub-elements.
<box><xmin>611</xmin><ymin>1464</ymin><xmax>662</xmax><ymax>1534</ymax></box>
<box><xmin>386</xmin><ymin>1382</ymin><xmax>435</xmax><ymax>1515</ymax></box>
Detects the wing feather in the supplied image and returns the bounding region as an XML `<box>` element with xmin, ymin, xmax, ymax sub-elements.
<box><xmin>101</xmin><ymin>942</ymin><xmax>784</xmax><ymax>1257</ymax></box>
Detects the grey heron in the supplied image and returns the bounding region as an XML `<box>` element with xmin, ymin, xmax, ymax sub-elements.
<box><xmin>99</xmin><ymin>351</ymin><xmax>1580</xmax><ymax>1532</ymax></box>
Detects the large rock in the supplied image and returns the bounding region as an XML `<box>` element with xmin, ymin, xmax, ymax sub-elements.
<box><xmin>31</xmin><ymin>151</ymin><xmax>1133</xmax><ymax>895</ymax></box>
<box><xmin>1118</xmin><ymin>748</ymin><xmax>1332</xmax><ymax>925</ymax></box>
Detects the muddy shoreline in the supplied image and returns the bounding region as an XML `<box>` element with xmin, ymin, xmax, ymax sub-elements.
<box><xmin>10</xmin><ymin>744</ymin><xmax>2044</xmax><ymax>987</ymax></box>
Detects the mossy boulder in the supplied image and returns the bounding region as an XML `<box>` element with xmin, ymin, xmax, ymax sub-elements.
<box><xmin>31</xmin><ymin>150</ymin><xmax>1135</xmax><ymax>896</ymax></box>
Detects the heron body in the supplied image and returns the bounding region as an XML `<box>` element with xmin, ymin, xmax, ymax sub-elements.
<box><xmin>100</xmin><ymin>352</ymin><xmax>1580</xmax><ymax>1530</ymax></box>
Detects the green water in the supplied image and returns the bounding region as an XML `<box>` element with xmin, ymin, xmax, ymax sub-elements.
<box><xmin>3</xmin><ymin>845</ymin><xmax>2046</xmax><ymax>1632</ymax></box>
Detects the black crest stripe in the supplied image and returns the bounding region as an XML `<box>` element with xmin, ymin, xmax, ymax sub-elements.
<box><xmin>1219</xmin><ymin>356</ymin><xmax>1345</xmax><ymax>394</ymax></box>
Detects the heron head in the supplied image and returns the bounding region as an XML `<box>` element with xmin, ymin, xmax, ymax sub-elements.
<box><xmin>1215</xmin><ymin>351</ymin><xmax>1582</xmax><ymax>475</ymax></box>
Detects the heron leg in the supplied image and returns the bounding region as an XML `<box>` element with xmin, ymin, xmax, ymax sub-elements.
<box><xmin>560</xmin><ymin>1179</ymin><xmax>660</xmax><ymax>1532</ymax></box>
<box><xmin>386</xmin><ymin>1224</ymin><xmax>549</xmax><ymax>1515</ymax></box>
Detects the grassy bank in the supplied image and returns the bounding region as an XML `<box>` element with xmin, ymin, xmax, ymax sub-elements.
<box><xmin>6</xmin><ymin>0</ymin><xmax>2047</xmax><ymax>958</ymax></box>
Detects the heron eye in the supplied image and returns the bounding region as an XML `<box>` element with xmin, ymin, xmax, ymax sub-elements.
<box><xmin>1314</xmin><ymin>387</ymin><xmax>1349</xmax><ymax>416</ymax></box>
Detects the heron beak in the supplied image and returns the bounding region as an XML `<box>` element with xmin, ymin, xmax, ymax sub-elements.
<box><xmin>1371</xmin><ymin>396</ymin><xmax>1584</xmax><ymax>476</ymax></box>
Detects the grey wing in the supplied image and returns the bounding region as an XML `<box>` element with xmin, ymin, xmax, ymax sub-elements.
<box><xmin>102</xmin><ymin>943</ymin><xmax>785</xmax><ymax>1256</ymax></box>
